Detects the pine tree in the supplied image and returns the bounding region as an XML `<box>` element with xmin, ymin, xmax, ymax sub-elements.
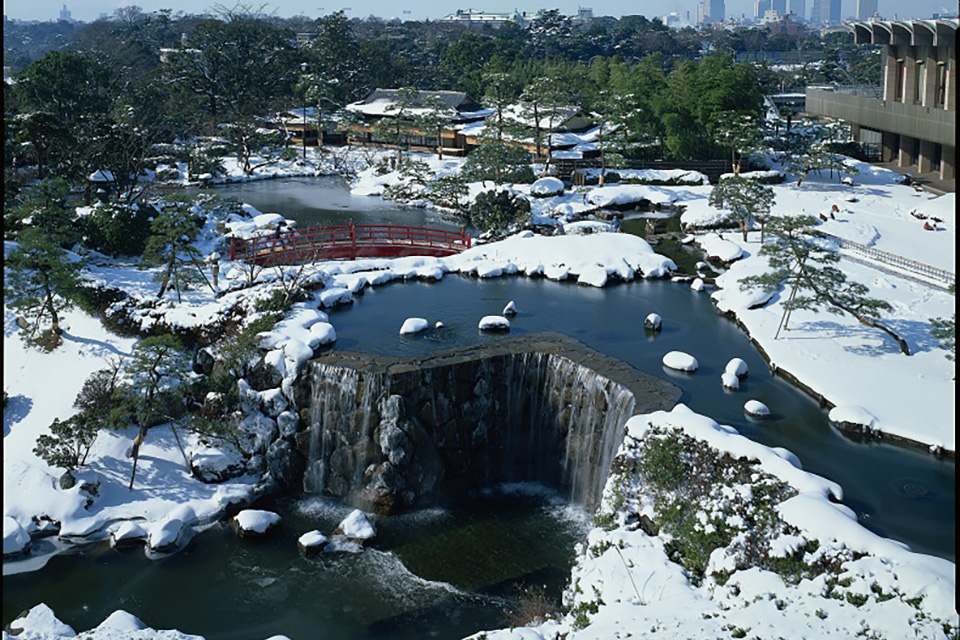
<box><xmin>739</xmin><ymin>215</ymin><xmax>910</xmax><ymax>355</ymax></box>
<box><xmin>708</xmin><ymin>175</ymin><xmax>776</xmax><ymax>242</ymax></box>
<box><xmin>930</xmin><ymin>284</ymin><xmax>955</xmax><ymax>362</ymax></box>
<box><xmin>4</xmin><ymin>228</ymin><xmax>83</xmax><ymax>343</ymax></box>
<box><xmin>141</xmin><ymin>199</ymin><xmax>211</xmax><ymax>301</ymax></box>
<box><xmin>33</xmin><ymin>415</ymin><xmax>99</xmax><ymax>472</ymax></box>
<box><xmin>710</xmin><ymin>111</ymin><xmax>762</xmax><ymax>175</ymax></box>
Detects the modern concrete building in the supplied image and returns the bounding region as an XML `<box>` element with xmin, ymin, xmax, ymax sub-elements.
<box><xmin>856</xmin><ymin>0</ymin><xmax>878</xmax><ymax>21</ymax></box>
<box><xmin>698</xmin><ymin>0</ymin><xmax>725</xmax><ymax>24</ymax></box>
<box><xmin>806</xmin><ymin>19</ymin><xmax>956</xmax><ymax>183</ymax></box>
<box><xmin>810</xmin><ymin>0</ymin><xmax>840</xmax><ymax>24</ymax></box>
<box><xmin>786</xmin><ymin>0</ymin><xmax>805</xmax><ymax>21</ymax></box>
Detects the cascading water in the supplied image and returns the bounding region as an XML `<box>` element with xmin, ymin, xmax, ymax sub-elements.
<box><xmin>298</xmin><ymin>334</ymin><xmax>679</xmax><ymax>513</ymax></box>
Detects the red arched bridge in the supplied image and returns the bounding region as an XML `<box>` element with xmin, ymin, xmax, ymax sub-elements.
<box><xmin>228</xmin><ymin>222</ymin><xmax>472</xmax><ymax>266</ymax></box>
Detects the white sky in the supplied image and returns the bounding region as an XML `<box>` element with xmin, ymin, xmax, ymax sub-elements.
<box><xmin>2</xmin><ymin>0</ymin><xmax>952</xmax><ymax>24</ymax></box>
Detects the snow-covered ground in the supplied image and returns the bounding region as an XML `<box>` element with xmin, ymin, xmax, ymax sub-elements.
<box><xmin>3</xmin><ymin>147</ymin><xmax>955</xmax><ymax>639</ymax></box>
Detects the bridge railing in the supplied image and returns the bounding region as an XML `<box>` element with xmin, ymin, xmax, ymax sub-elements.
<box><xmin>819</xmin><ymin>231</ymin><xmax>955</xmax><ymax>288</ymax></box>
<box><xmin>229</xmin><ymin>222</ymin><xmax>472</xmax><ymax>264</ymax></box>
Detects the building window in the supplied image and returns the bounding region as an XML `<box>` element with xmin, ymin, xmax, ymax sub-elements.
<box><xmin>895</xmin><ymin>59</ymin><xmax>905</xmax><ymax>101</ymax></box>
<box><xmin>915</xmin><ymin>60</ymin><xmax>924</xmax><ymax>104</ymax></box>
<box><xmin>936</xmin><ymin>62</ymin><xmax>947</xmax><ymax>107</ymax></box>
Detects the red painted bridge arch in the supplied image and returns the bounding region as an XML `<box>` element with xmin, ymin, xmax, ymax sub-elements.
<box><xmin>229</xmin><ymin>222</ymin><xmax>472</xmax><ymax>266</ymax></box>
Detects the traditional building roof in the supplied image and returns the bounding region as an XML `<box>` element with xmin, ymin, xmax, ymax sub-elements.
<box><xmin>346</xmin><ymin>89</ymin><xmax>485</xmax><ymax>120</ymax></box>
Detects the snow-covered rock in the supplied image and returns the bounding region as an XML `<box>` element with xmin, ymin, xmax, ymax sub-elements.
<box><xmin>147</xmin><ymin>517</ymin><xmax>186</xmax><ymax>552</ymax></box>
<box><xmin>3</xmin><ymin>515</ymin><xmax>31</xmax><ymax>557</ymax></box>
<box><xmin>721</xmin><ymin>372</ymin><xmax>740</xmax><ymax>390</ymax></box>
<box><xmin>308</xmin><ymin>322</ymin><xmax>337</xmax><ymax>345</ymax></box>
<box><xmin>690</xmin><ymin>277</ymin><xmax>704</xmax><ymax>291</ymax></box>
<box><xmin>563</xmin><ymin>220</ymin><xmax>612</xmax><ymax>236</ymax></box>
<box><xmin>334</xmin><ymin>509</ymin><xmax>376</xmax><ymax>543</ymax></box>
<box><xmin>297</xmin><ymin>530</ymin><xmax>329</xmax><ymax>556</ymax></box>
<box><xmin>725</xmin><ymin>358</ymin><xmax>749</xmax><ymax>378</ymax></box>
<box><xmin>586</xmin><ymin>184</ymin><xmax>677</xmax><ymax>208</ymax></box>
<box><xmin>697</xmin><ymin>233</ymin><xmax>743</xmax><ymax>263</ymax></box>
<box><xmin>662</xmin><ymin>351</ymin><xmax>698</xmax><ymax>372</ymax></box>
<box><xmin>110</xmin><ymin>521</ymin><xmax>148</xmax><ymax>547</ymax></box>
<box><xmin>93</xmin><ymin>610</ymin><xmax>148</xmax><ymax>633</ymax></box>
<box><xmin>478</xmin><ymin>315</ymin><xmax>511</xmax><ymax>332</ymax></box>
<box><xmin>529</xmin><ymin>176</ymin><xmax>565</xmax><ymax>197</ymax></box>
<box><xmin>644</xmin><ymin>313</ymin><xmax>662</xmax><ymax>331</ymax></box>
<box><xmin>578</xmin><ymin>264</ymin><xmax>609</xmax><ymax>287</ymax></box>
<box><xmin>232</xmin><ymin>509</ymin><xmax>281</xmax><ymax>538</ymax></box>
<box><xmin>744</xmin><ymin>399</ymin><xmax>771</xmax><ymax>417</ymax></box>
<box><xmin>399</xmin><ymin>317</ymin><xmax>429</xmax><ymax>335</ymax></box>
<box><xmin>502</xmin><ymin>300</ymin><xmax>518</xmax><ymax>316</ymax></box>
<box><xmin>829</xmin><ymin>405</ymin><xmax>876</xmax><ymax>431</ymax></box>
<box><xmin>6</xmin><ymin>604</ymin><xmax>76</xmax><ymax>638</ymax></box>
<box><xmin>190</xmin><ymin>450</ymin><xmax>246</xmax><ymax>484</ymax></box>
<box><xmin>434</xmin><ymin>321</ymin><xmax>444</xmax><ymax>328</ymax></box>
<box><xmin>258</xmin><ymin>387</ymin><xmax>289</xmax><ymax>417</ymax></box>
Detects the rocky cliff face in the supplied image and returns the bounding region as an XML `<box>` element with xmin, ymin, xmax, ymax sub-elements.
<box><xmin>294</xmin><ymin>333</ymin><xmax>681</xmax><ymax>514</ymax></box>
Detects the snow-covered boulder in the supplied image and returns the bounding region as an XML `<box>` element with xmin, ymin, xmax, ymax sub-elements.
<box><xmin>502</xmin><ymin>300</ymin><xmax>518</xmax><ymax>316</ymax></box>
<box><xmin>475</xmin><ymin>261</ymin><xmax>504</xmax><ymax>278</ymax></box>
<box><xmin>478</xmin><ymin>315</ymin><xmax>511</xmax><ymax>332</ymax></box>
<box><xmin>3</xmin><ymin>515</ymin><xmax>31</xmax><ymax>557</ymax></box>
<box><xmin>530</xmin><ymin>176</ymin><xmax>565</xmax><ymax>197</ymax></box>
<box><xmin>334</xmin><ymin>509</ymin><xmax>376</xmax><ymax>543</ymax></box>
<box><xmin>690</xmin><ymin>277</ymin><xmax>704</xmax><ymax>292</ymax></box>
<box><xmin>435</xmin><ymin>321</ymin><xmax>444</xmax><ymax>328</ymax></box>
<box><xmin>543</xmin><ymin>264</ymin><xmax>570</xmax><ymax>280</ymax></box>
<box><xmin>563</xmin><ymin>220</ymin><xmax>611</xmax><ymax>236</ymax></box>
<box><xmin>109</xmin><ymin>521</ymin><xmax>147</xmax><ymax>548</ymax></box>
<box><xmin>724</xmin><ymin>358</ymin><xmax>749</xmax><ymax>378</ymax></box>
<box><xmin>721</xmin><ymin>372</ymin><xmax>740</xmax><ymax>390</ymax></box>
<box><xmin>309</xmin><ymin>322</ymin><xmax>337</xmax><ymax>346</ymax></box>
<box><xmin>698</xmin><ymin>233</ymin><xmax>744</xmax><ymax>263</ymax></box>
<box><xmin>147</xmin><ymin>518</ymin><xmax>186</xmax><ymax>552</ymax></box>
<box><xmin>828</xmin><ymin>405</ymin><xmax>876</xmax><ymax>432</ymax></box>
<box><xmin>587</xmin><ymin>184</ymin><xmax>676</xmax><ymax>209</ymax></box>
<box><xmin>92</xmin><ymin>610</ymin><xmax>148</xmax><ymax>633</ymax></box>
<box><xmin>298</xmin><ymin>530</ymin><xmax>329</xmax><ymax>556</ymax></box>
<box><xmin>745</xmin><ymin>399</ymin><xmax>771</xmax><ymax>417</ymax></box>
<box><xmin>644</xmin><ymin>313</ymin><xmax>662</xmax><ymax>331</ymax></box>
<box><xmin>232</xmin><ymin>509</ymin><xmax>281</xmax><ymax>539</ymax></box>
<box><xmin>277</xmin><ymin>411</ymin><xmax>300</xmax><ymax>438</ymax></box>
<box><xmin>578</xmin><ymin>264</ymin><xmax>609</xmax><ymax>287</ymax></box>
<box><xmin>6</xmin><ymin>604</ymin><xmax>76</xmax><ymax>638</ymax></box>
<box><xmin>190</xmin><ymin>450</ymin><xmax>246</xmax><ymax>484</ymax></box>
<box><xmin>259</xmin><ymin>387</ymin><xmax>289</xmax><ymax>417</ymax></box>
<box><xmin>662</xmin><ymin>351</ymin><xmax>698</xmax><ymax>372</ymax></box>
<box><xmin>399</xmin><ymin>317</ymin><xmax>429</xmax><ymax>335</ymax></box>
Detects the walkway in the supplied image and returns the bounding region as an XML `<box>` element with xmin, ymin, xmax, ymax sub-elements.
<box><xmin>820</xmin><ymin>231</ymin><xmax>955</xmax><ymax>289</ymax></box>
<box><xmin>229</xmin><ymin>222</ymin><xmax>472</xmax><ymax>266</ymax></box>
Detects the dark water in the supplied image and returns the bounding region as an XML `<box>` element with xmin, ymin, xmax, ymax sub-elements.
<box><xmin>3</xmin><ymin>488</ymin><xmax>587</xmax><ymax>639</ymax></box>
<box><xmin>184</xmin><ymin>176</ymin><xmax>465</xmax><ymax>231</ymax></box>
<box><xmin>324</xmin><ymin>275</ymin><xmax>955</xmax><ymax>563</ymax></box>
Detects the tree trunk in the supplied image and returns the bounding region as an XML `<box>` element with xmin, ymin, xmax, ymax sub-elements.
<box><xmin>43</xmin><ymin>277</ymin><xmax>61</xmax><ymax>335</ymax></box>
<box><xmin>128</xmin><ymin>425</ymin><xmax>148</xmax><ymax>490</ymax></box>
<box><xmin>533</xmin><ymin>104</ymin><xmax>541</xmax><ymax>159</ymax></box>
<box><xmin>598</xmin><ymin>124</ymin><xmax>606</xmax><ymax>187</ymax></box>
<box><xmin>157</xmin><ymin>260</ymin><xmax>174</xmax><ymax>298</ymax></box>
<box><xmin>858</xmin><ymin>316</ymin><xmax>911</xmax><ymax>355</ymax></box>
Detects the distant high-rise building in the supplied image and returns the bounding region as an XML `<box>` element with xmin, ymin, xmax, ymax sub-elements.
<box><xmin>786</xmin><ymin>0</ymin><xmax>806</xmax><ymax>20</ymax></box>
<box><xmin>755</xmin><ymin>0</ymin><xmax>772</xmax><ymax>19</ymax></box>
<box><xmin>856</xmin><ymin>0</ymin><xmax>877</xmax><ymax>20</ymax></box>
<box><xmin>707</xmin><ymin>0</ymin><xmax>725</xmax><ymax>22</ymax></box>
<box><xmin>58</xmin><ymin>4</ymin><xmax>71</xmax><ymax>21</ymax></box>
<box><xmin>810</xmin><ymin>0</ymin><xmax>840</xmax><ymax>23</ymax></box>
<box><xmin>771</xmin><ymin>0</ymin><xmax>787</xmax><ymax>15</ymax></box>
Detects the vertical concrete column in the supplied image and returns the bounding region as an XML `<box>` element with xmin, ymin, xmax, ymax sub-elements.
<box><xmin>902</xmin><ymin>47</ymin><xmax>918</xmax><ymax>104</ymax></box>
<box><xmin>918</xmin><ymin>139</ymin><xmax>936</xmax><ymax>173</ymax></box>
<box><xmin>922</xmin><ymin>47</ymin><xmax>938</xmax><ymax>108</ymax></box>
<box><xmin>898</xmin><ymin>135</ymin><xmax>915</xmax><ymax>168</ymax></box>
<box><xmin>882</xmin><ymin>45</ymin><xmax>899</xmax><ymax>102</ymax></box>
<box><xmin>881</xmin><ymin>131</ymin><xmax>899</xmax><ymax>162</ymax></box>
<box><xmin>945</xmin><ymin>54</ymin><xmax>956</xmax><ymax>111</ymax></box>
<box><xmin>940</xmin><ymin>145</ymin><xmax>955</xmax><ymax>181</ymax></box>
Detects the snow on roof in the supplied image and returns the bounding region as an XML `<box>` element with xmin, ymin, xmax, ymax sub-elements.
<box><xmin>346</xmin><ymin>89</ymin><xmax>483</xmax><ymax>118</ymax></box>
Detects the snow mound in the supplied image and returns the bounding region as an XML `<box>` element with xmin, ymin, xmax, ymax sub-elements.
<box><xmin>530</xmin><ymin>176</ymin><xmax>565</xmax><ymax>197</ymax></box>
<box><xmin>578</xmin><ymin>264</ymin><xmax>608</xmax><ymax>287</ymax></box>
<box><xmin>721</xmin><ymin>372</ymin><xmax>740</xmax><ymax>390</ymax></box>
<box><xmin>586</xmin><ymin>184</ymin><xmax>677</xmax><ymax>208</ymax></box>
<box><xmin>147</xmin><ymin>518</ymin><xmax>185</xmax><ymax>551</ymax></box>
<box><xmin>563</xmin><ymin>220</ymin><xmax>611</xmax><ymax>235</ymax></box>
<box><xmin>644</xmin><ymin>313</ymin><xmax>662</xmax><ymax>330</ymax></box>
<box><xmin>110</xmin><ymin>521</ymin><xmax>148</xmax><ymax>546</ymax></box>
<box><xmin>479</xmin><ymin>315</ymin><xmax>511</xmax><ymax>331</ymax></box>
<box><xmin>399</xmin><ymin>317</ymin><xmax>429</xmax><ymax>335</ymax></box>
<box><xmin>662</xmin><ymin>351</ymin><xmax>698</xmax><ymax>372</ymax></box>
<box><xmin>336</xmin><ymin>509</ymin><xmax>376</xmax><ymax>542</ymax></box>
<box><xmin>744</xmin><ymin>399</ymin><xmax>771</xmax><ymax>417</ymax></box>
<box><xmin>309</xmin><ymin>321</ymin><xmax>337</xmax><ymax>345</ymax></box>
<box><xmin>725</xmin><ymin>358</ymin><xmax>749</xmax><ymax>377</ymax></box>
<box><xmin>3</xmin><ymin>516</ymin><xmax>31</xmax><ymax>556</ymax></box>
<box><xmin>7</xmin><ymin>604</ymin><xmax>76</xmax><ymax>638</ymax></box>
<box><xmin>502</xmin><ymin>300</ymin><xmax>518</xmax><ymax>316</ymax></box>
<box><xmin>829</xmin><ymin>405</ymin><xmax>876</xmax><ymax>430</ymax></box>
<box><xmin>698</xmin><ymin>233</ymin><xmax>743</xmax><ymax>262</ymax></box>
<box><xmin>233</xmin><ymin>509</ymin><xmax>281</xmax><ymax>535</ymax></box>
<box><xmin>690</xmin><ymin>277</ymin><xmax>704</xmax><ymax>291</ymax></box>
<box><xmin>94</xmin><ymin>610</ymin><xmax>147</xmax><ymax>632</ymax></box>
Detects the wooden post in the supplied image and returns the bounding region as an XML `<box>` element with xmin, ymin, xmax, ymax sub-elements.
<box><xmin>350</xmin><ymin>220</ymin><xmax>356</xmax><ymax>260</ymax></box>
<box><xmin>229</xmin><ymin>240</ymin><xmax>237</xmax><ymax>261</ymax></box>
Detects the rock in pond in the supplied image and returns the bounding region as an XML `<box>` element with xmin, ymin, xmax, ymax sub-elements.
<box><xmin>333</xmin><ymin>509</ymin><xmax>376</xmax><ymax>544</ymax></box>
<box><xmin>662</xmin><ymin>351</ymin><xmax>698</xmax><ymax>372</ymax></box>
<box><xmin>479</xmin><ymin>315</ymin><xmax>511</xmax><ymax>332</ymax></box>
<box><xmin>297</xmin><ymin>530</ymin><xmax>329</xmax><ymax>556</ymax></box>
<box><xmin>744</xmin><ymin>400</ymin><xmax>771</xmax><ymax>418</ymax></box>
<box><xmin>644</xmin><ymin>313</ymin><xmax>662</xmax><ymax>331</ymax></box>
<box><xmin>399</xmin><ymin>317</ymin><xmax>429</xmax><ymax>335</ymax></box>
<box><xmin>232</xmin><ymin>509</ymin><xmax>281</xmax><ymax>539</ymax></box>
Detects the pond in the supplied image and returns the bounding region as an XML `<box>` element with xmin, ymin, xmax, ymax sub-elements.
<box><xmin>4</xmin><ymin>177</ymin><xmax>953</xmax><ymax>640</ymax></box>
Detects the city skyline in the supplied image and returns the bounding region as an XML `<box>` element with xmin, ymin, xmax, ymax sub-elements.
<box><xmin>3</xmin><ymin>0</ymin><xmax>956</xmax><ymax>23</ymax></box>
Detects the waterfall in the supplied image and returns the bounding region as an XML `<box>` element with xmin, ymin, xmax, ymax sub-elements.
<box><xmin>300</xmin><ymin>336</ymin><xmax>677</xmax><ymax>513</ymax></box>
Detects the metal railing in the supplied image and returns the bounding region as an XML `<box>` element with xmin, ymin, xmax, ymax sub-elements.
<box><xmin>821</xmin><ymin>231</ymin><xmax>955</xmax><ymax>287</ymax></box>
<box><xmin>230</xmin><ymin>222</ymin><xmax>472</xmax><ymax>266</ymax></box>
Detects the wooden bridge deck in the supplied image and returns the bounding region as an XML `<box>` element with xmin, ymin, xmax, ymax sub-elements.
<box><xmin>229</xmin><ymin>222</ymin><xmax>472</xmax><ymax>266</ymax></box>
